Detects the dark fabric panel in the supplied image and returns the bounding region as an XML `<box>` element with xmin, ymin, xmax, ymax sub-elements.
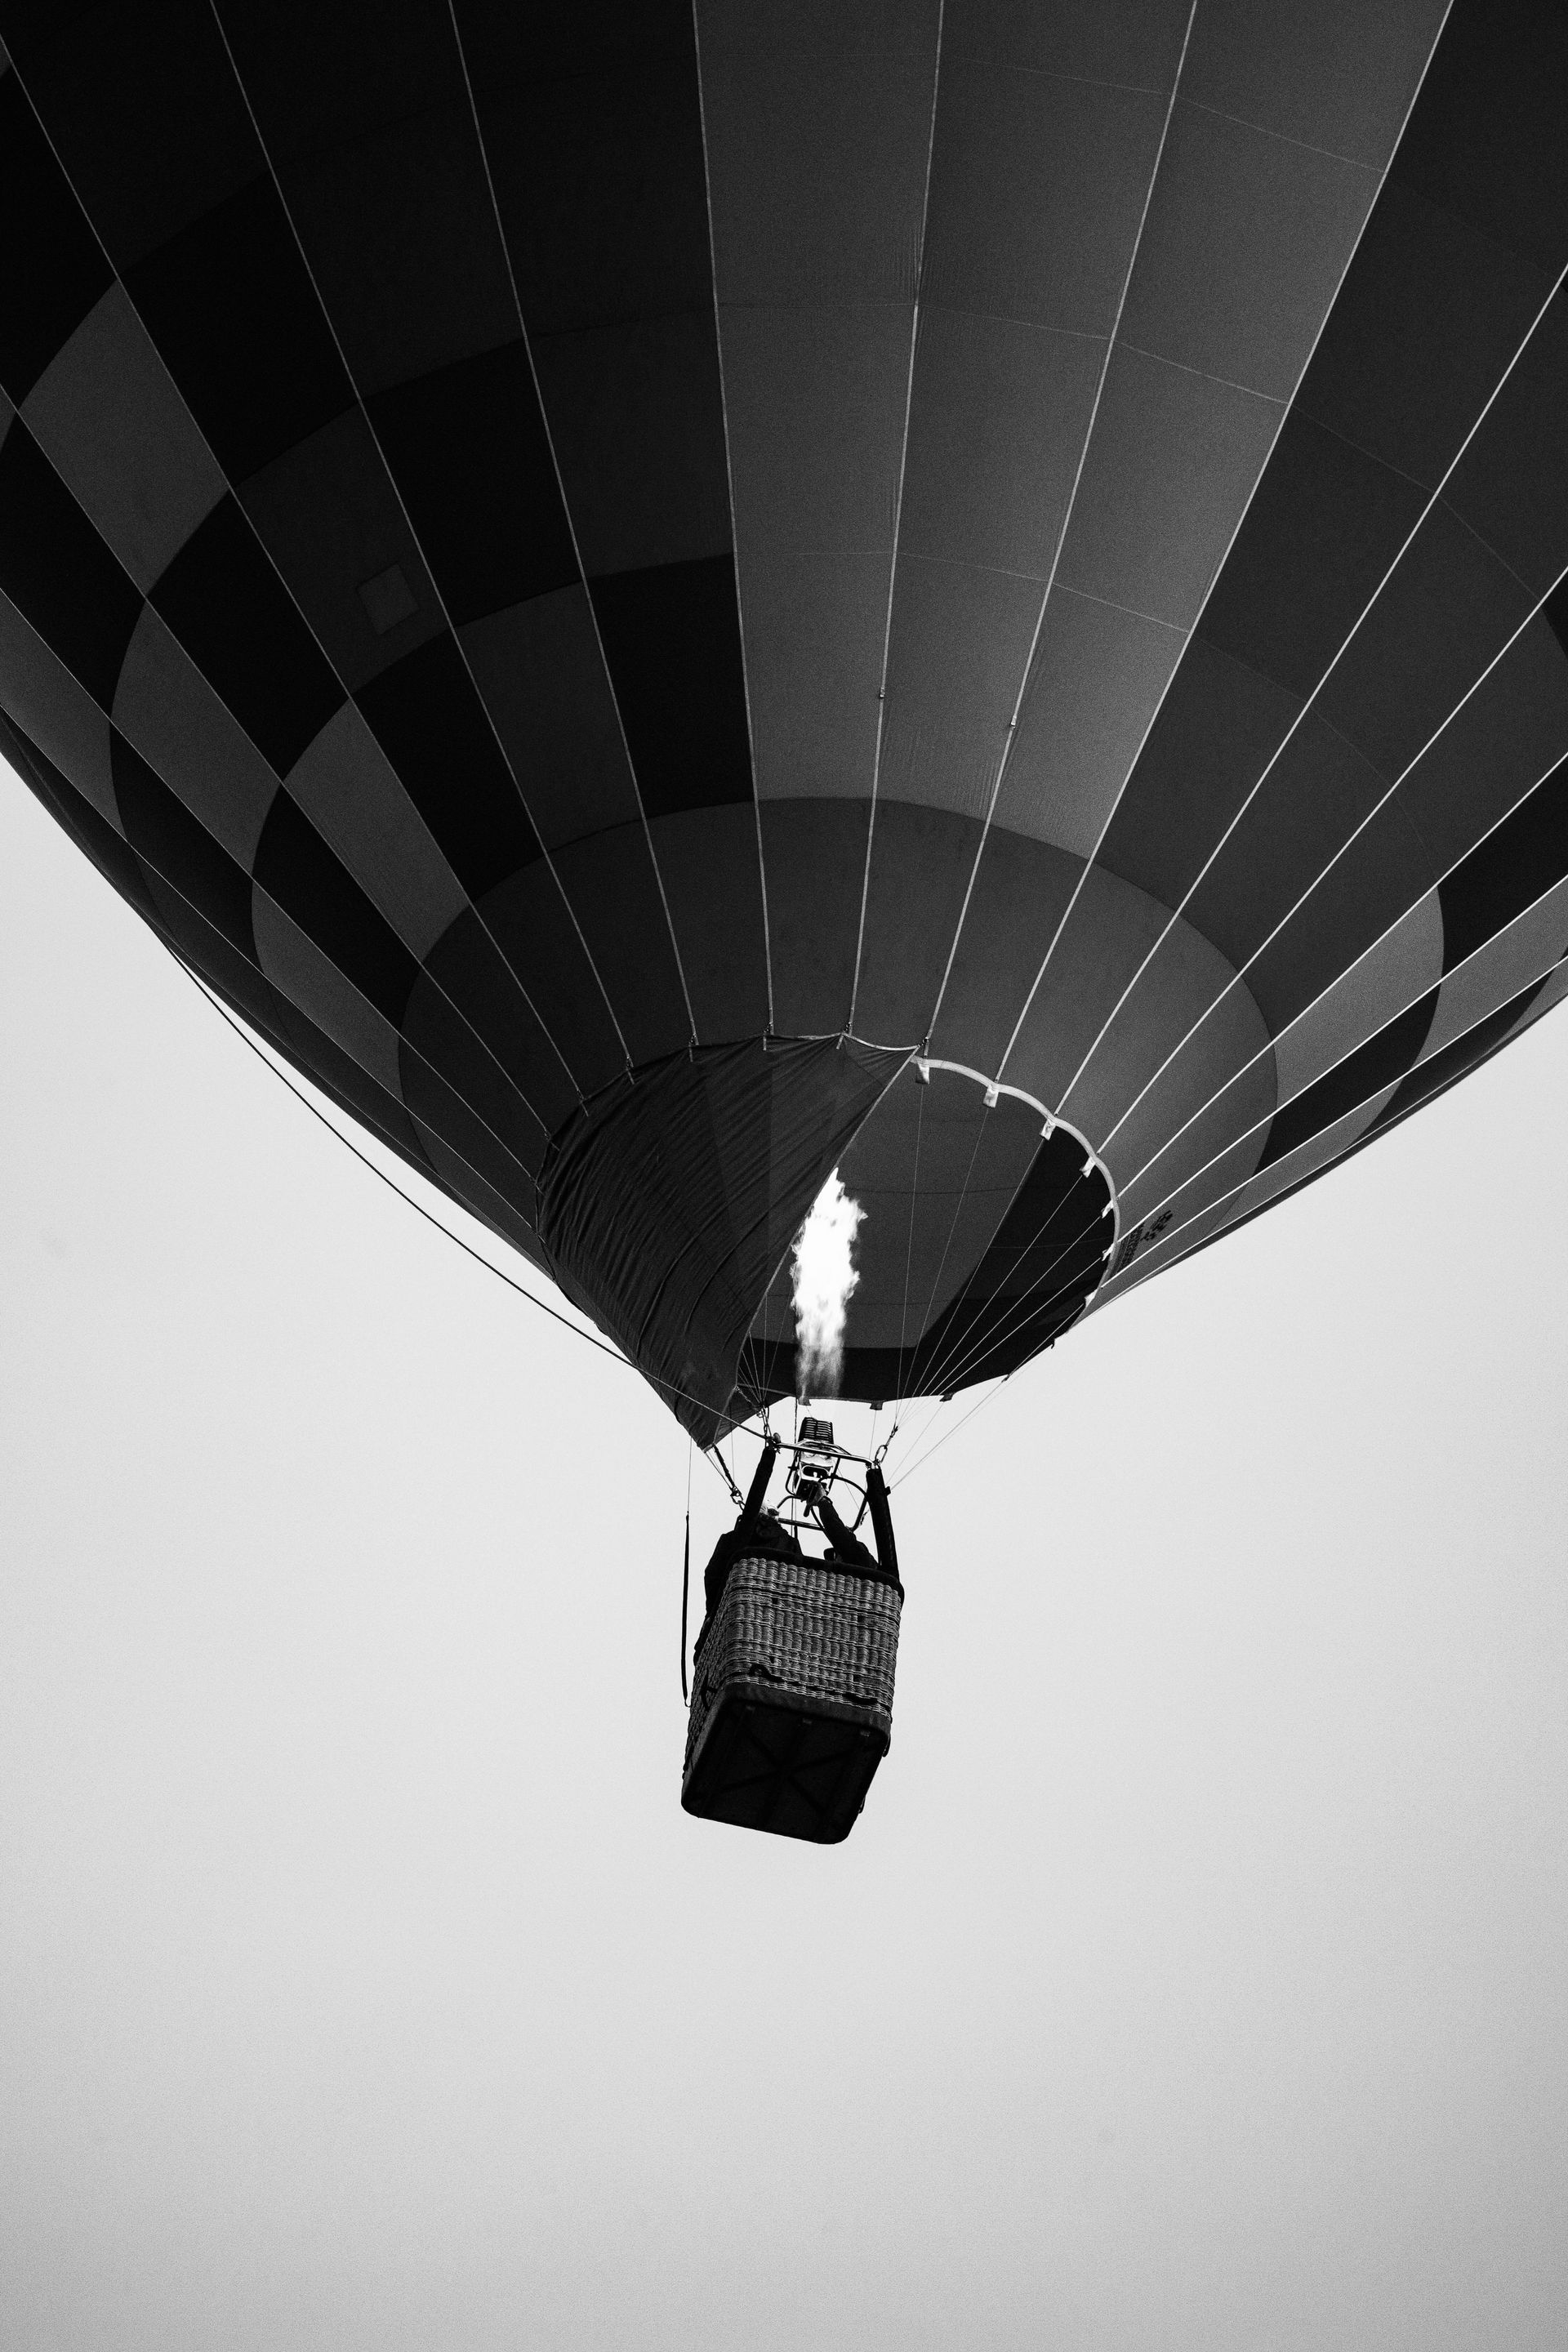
<box><xmin>212</xmin><ymin>0</ymin><xmax>519</xmax><ymax>385</ymax></box>
<box><xmin>1389</xmin><ymin>0</ymin><xmax>1568</xmax><ymax>278</ymax></box>
<box><xmin>588</xmin><ymin>557</ymin><xmax>753</xmax><ymax>818</ymax></box>
<box><xmin>1314</xmin><ymin>502</ymin><xmax>1534</xmax><ymax>786</ymax></box>
<box><xmin>110</xmin><ymin>728</ymin><xmax>256</xmax><ymax>959</ymax></box>
<box><xmin>1245</xmin><ymin>795</ymin><xmax>1436</xmax><ymax>1036</ymax></box>
<box><xmin>2</xmin><ymin>0</ymin><xmax>261</xmax><ymax>264</ymax></box>
<box><xmin>1443</xmin><ymin>285</ymin><xmax>1568</xmax><ymax>599</ymax></box>
<box><xmin>1097</xmin><ymin>638</ymin><xmax>1299</xmax><ymax>913</ymax></box>
<box><xmin>475</xmin><ymin>859</ymin><xmax>637</xmax><ymax>1098</ymax></box>
<box><xmin>420</xmin><ymin>904</ymin><xmax>579</xmax><ymax>1138</ymax></box>
<box><xmin>265</xmin><ymin>987</ymin><xmax>435</xmax><ymax>1172</ymax></box>
<box><xmin>460</xmin><ymin>2</ymin><xmax>750</xmax><ymax>814</ymax></box>
<box><xmin>366</xmin><ymin>344</ymin><xmax>577</xmax><ymax>626</ymax></box>
<box><xmin>1197</xmin><ymin>412</ymin><xmax>1429</xmax><ymax>701</ymax></box>
<box><xmin>457</xmin><ymin>0</ymin><xmax>712</xmax><ymax>339</ymax></box>
<box><xmin>0</xmin><ymin>69</ymin><xmax>114</xmax><ymax>401</ymax></box>
<box><xmin>126</xmin><ymin>176</ymin><xmax>356</xmax><ymax>482</ymax></box>
<box><xmin>1438</xmin><ymin>752</ymin><xmax>1568</xmax><ymax>973</ymax></box>
<box><xmin>399</xmin><ymin>1029</ymin><xmax>542</xmax><ymax>1227</ymax></box>
<box><xmin>1371</xmin><ymin>969</ymin><xmax>1562</xmax><ymax>1131</ymax></box>
<box><xmin>548</xmin><ymin>822</ymin><xmax>693</xmax><ymax>1066</ymax></box>
<box><xmin>1183</xmin><ymin>714</ymin><xmax>1389</xmax><ymax>980</ymax></box>
<box><xmin>1295</xmin><ymin>180</ymin><xmax>1552</xmax><ymax>491</ymax></box>
<box><xmin>1258</xmin><ymin>988</ymin><xmax>1437</xmax><ymax>1169</ymax></box>
<box><xmin>760</xmin><ymin>796</ymin><xmax>874</xmax><ymax>1041</ymax></box>
<box><xmin>645</xmin><ymin>804</ymin><xmax>771</xmax><ymax>1045</ymax></box>
<box><xmin>238</xmin><ymin>409</ymin><xmax>444</xmax><ymax>695</ymax></box>
<box><xmin>399</xmin><ymin>961</ymin><xmax>550</xmax><ymax>1182</ymax></box>
<box><xmin>0</xmin><ymin>421</ymin><xmax>142</xmax><ymax>705</ymax></box>
<box><xmin>252</xmin><ymin>788</ymin><xmax>420</xmax><ymax>1024</ymax></box>
<box><xmin>149</xmin><ymin>493</ymin><xmax>343</xmax><ymax>775</ymax></box>
<box><xmin>537</xmin><ymin>1036</ymin><xmax>906</xmax><ymax>1444</ymax></box>
<box><xmin>355</xmin><ymin>632</ymin><xmax>538</xmax><ymax>897</ymax></box>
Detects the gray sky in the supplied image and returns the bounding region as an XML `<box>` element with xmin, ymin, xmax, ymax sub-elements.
<box><xmin>2</xmin><ymin>760</ymin><xmax>1566</xmax><ymax>2351</ymax></box>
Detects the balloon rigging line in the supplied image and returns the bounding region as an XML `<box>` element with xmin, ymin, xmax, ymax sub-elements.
<box><xmin>689</xmin><ymin>0</ymin><xmax>777</xmax><ymax>1034</ymax></box>
<box><xmin>448</xmin><ymin>0</ymin><xmax>699</xmax><ymax>1049</ymax></box>
<box><xmin>1107</xmin><ymin>743</ymin><xmax>1568</xmax><ymax>1209</ymax></box>
<box><xmin>922</xmin><ymin>0</ymin><xmax>1202</xmax><ymax>1048</ymax></box>
<box><xmin>176</xmin><ymin>959</ymin><xmax>745</xmax><ymax>1472</ymax></box>
<box><xmin>206</xmin><ymin>0</ymin><xmax>634</xmax><ymax>1076</ymax></box>
<box><xmin>182</xmin><ymin>967</ymin><xmax>620</xmax><ymax>1352</ymax></box>
<box><xmin>845</xmin><ymin>0</ymin><xmax>947</xmax><ymax>1036</ymax></box>
<box><xmin>1097</xmin><ymin>929</ymin><xmax>1568</xmax><ymax>1305</ymax></box>
<box><xmin>890</xmin><ymin>1378</ymin><xmax>1008</xmax><ymax>1491</ymax></box>
<box><xmin>3</xmin><ymin>42</ymin><xmax>588</xmax><ymax>1120</ymax></box>
<box><xmin>1051</xmin><ymin>259</ymin><xmax>1568</xmax><ymax>1133</ymax></box>
<box><xmin>988</xmin><ymin>0</ymin><xmax>1460</xmax><ymax>1088</ymax></box>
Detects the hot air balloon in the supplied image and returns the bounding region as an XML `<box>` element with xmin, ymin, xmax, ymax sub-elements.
<box><xmin>2</xmin><ymin>2</ymin><xmax>1567</xmax><ymax>1830</ymax></box>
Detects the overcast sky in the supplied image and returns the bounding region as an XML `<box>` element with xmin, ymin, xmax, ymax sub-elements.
<box><xmin>3</xmin><ymin>759</ymin><xmax>1566</xmax><ymax>2351</ymax></box>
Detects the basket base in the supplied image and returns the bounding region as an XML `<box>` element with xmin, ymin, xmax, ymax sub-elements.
<box><xmin>681</xmin><ymin>1679</ymin><xmax>891</xmax><ymax>1843</ymax></box>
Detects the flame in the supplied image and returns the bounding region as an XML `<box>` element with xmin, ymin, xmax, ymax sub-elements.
<box><xmin>791</xmin><ymin>1168</ymin><xmax>865</xmax><ymax>1401</ymax></box>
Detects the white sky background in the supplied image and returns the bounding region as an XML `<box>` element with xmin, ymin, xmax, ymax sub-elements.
<box><xmin>2</xmin><ymin>760</ymin><xmax>1566</xmax><ymax>2352</ymax></box>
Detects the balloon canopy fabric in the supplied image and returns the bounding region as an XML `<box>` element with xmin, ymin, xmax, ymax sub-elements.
<box><xmin>2</xmin><ymin>0</ymin><xmax>1567</xmax><ymax>1444</ymax></box>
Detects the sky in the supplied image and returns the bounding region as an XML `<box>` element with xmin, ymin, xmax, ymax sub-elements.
<box><xmin>2</xmin><ymin>755</ymin><xmax>1566</xmax><ymax>2352</ymax></box>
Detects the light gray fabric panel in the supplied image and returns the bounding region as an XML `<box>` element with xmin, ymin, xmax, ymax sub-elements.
<box><xmin>458</xmin><ymin>590</ymin><xmax>642</xmax><ymax>849</ymax></box>
<box><xmin>283</xmin><ymin>702</ymin><xmax>466</xmax><ymax>960</ymax></box>
<box><xmin>0</xmin><ymin>585</ymin><xmax>120</xmax><ymax>830</ymax></box>
<box><xmin>700</xmin><ymin>3</ymin><xmax>941</xmax><ymax>812</ymax></box>
<box><xmin>1117</xmin><ymin>101</ymin><xmax>1378</xmax><ymax>402</ymax></box>
<box><xmin>21</xmin><ymin>285</ymin><xmax>226</xmax><ymax>593</ymax></box>
<box><xmin>739</xmin><ymin>549</ymin><xmax>887</xmax><ymax>800</ymax></box>
<box><xmin>252</xmin><ymin>893</ymin><xmax>406</xmax><ymax>1100</ymax></box>
<box><xmin>898</xmin><ymin>308</ymin><xmax>1101</xmax><ymax>577</ymax></box>
<box><xmin>1054</xmin><ymin>345</ymin><xmax>1281</xmax><ymax>628</ymax></box>
<box><xmin>1061</xmin><ymin>900</ymin><xmax>1269</xmax><ymax>1154</ymax></box>
<box><xmin>719</xmin><ymin>306</ymin><xmax>906</xmax><ymax>804</ymax></box>
<box><xmin>111</xmin><ymin>606</ymin><xmax>278</xmax><ymax>864</ymax></box>
<box><xmin>699</xmin><ymin>1</ymin><xmax>942</xmax><ymax>309</ymax></box>
<box><xmin>879</xmin><ymin>557</ymin><xmax>1040</xmax><ymax>819</ymax></box>
<box><xmin>920</xmin><ymin>56</ymin><xmax>1167</xmax><ymax>336</ymax></box>
<box><xmin>1181</xmin><ymin>0</ymin><xmax>1450</xmax><ymax>170</ymax></box>
<box><xmin>713</xmin><ymin>305</ymin><xmax>909</xmax><ymax>558</ymax></box>
<box><xmin>992</xmin><ymin>589</ymin><xmax>1185</xmax><ymax>856</ymax></box>
<box><xmin>947</xmin><ymin>0</ymin><xmax>1190</xmax><ymax>87</ymax></box>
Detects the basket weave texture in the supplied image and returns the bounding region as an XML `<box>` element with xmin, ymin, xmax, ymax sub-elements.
<box><xmin>684</xmin><ymin>1553</ymin><xmax>902</xmax><ymax>1776</ymax></box>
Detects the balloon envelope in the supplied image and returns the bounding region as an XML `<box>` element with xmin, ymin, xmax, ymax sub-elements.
<box><xmin>2</xmin><ymin>1</ymin><xmax>1566</xmax><ymax>1441</ymax></box>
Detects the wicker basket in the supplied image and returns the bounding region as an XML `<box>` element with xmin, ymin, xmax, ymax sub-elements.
<box><xmin>681</xmin><ymin>1553</ymin><xmax>903</xmax><ymax>1842</ymax></box>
